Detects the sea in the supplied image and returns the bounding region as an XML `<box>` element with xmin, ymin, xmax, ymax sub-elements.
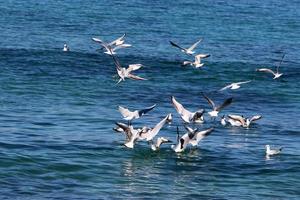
<box><xmin>0</xmin><ymin>0</ymin><xmax>299</xmax><ymax>199</ymax></box>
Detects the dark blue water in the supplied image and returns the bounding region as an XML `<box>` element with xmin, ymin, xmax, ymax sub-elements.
<box><xmin>0</xmin><ymin>0</ymin><xmax>300</xmax><ymax>199</ymax></box>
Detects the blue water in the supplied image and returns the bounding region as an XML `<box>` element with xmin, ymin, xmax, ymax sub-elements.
<box><xmin>0</xmin><ymin>0</ymin><xmax>300</xmax><ymax>199</ymax></box>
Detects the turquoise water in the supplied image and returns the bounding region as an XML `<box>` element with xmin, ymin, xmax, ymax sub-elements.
<box><xmin>0</xmin><ymin>1</ymin><xmax>300</xmax><ymax>199</ymax></box>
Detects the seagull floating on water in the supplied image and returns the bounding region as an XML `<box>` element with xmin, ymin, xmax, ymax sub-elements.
<box><xmin>182</xmin><ymin>54</ymin><xmax>210</xmax><ymax>68</ymax></box>
<box><xmin>265</xmin><ymin>145</ymin><xmax>283</xmax><ymax>156</ymax></box>
<box><xmin>139</xmin><ymin>114</ymin><xmax>172</xmax><ymax>141</ymax></box>
<box><xmin>219</xmin><ymin>80</ymin><xmax>252</xmax><ymax>91</ymax></box>
<box><xmin>118</xmin><ymin>104</ymin><xmax>156</xmax><ymax>125</ymax></box>
<box><xmin>202</xmin><ymin>94</ymin><xmax>233</xmax><ymax>118</ymax></box>
<box><xmin>170</xmin><ymin>38</ymin><xmax>203</xmax><ymax>55</ymax></box>
<box><xmin>256</xmin><ymin>54</ymin><xmax>285</xmax><ymax>79</ymax></box>
<box><xmin>110</xmin><ymin>52</ymin><xmax>147</xmax><ymax>84</ymax></box>
<box><xmin>150</xmin><ymin>137</ymin><xmax>172</xmax><ymax>151</ymax></box>
<box><xmin>63</xmin><ymin>44</ymin><xmax>69</xmax><ymax>52</ymax></box>
<box><xmin>171</xmin><ymin>96</ymin><xmax>205</xmax><ymax>124</ymax></box>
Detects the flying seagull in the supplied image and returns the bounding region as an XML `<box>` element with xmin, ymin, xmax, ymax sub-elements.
<box><xmin>202</xmin><ymin>94</ymin><xmax>233</xmax><ymax>117</ymax></box>
<box><xmin>118</xmin><ymin>104</ymin><xmax>156</xmax><ymax>125</ymax></box>
<box><xmin>171</xmin><ymin>96</ymin><xmax>205</xmax><ymax>123</ymax></box>
<box><xmin>139</xmin><ymin>114</ymin><xmax>172</xmax><ymax>141</ymax></box>
<box><xmin>265</xmin><ymin>145</ymin><xmax>283</xmax><ymax>156</ymax></box>
<box><xmin>256</xmin><ymin>54</ymin><xmax>285</xmax><ymax>79</ymax></box>
<box><xmin>150</xmin><ymin>137</ymin><xmax>172</xmax><ymax>151</ymax></box>
<box><xmin>170</xmin><ymin>38</ymin><xmax>203</xmax><ymax>55</ymax></box>
<box><xmin>219</xmin><ymin>80</ymin><xmax>252</xmax><ymax>91</ymax></box>
<box><xmin>182</xmin><ymin>54</ymin><xmax>210</xmax><ymax>68</ymax></box>
<box><xmin>114</xmin><ymin>122</ymin><xmax>141</xmax><ymax>148</ymax></box>
<box><xmin>185</xmin><ymin>126</ymin><xmax>214</xmax><ymax>147</ymax></box>
<box><xmin>110</xmin><ymin>51</ymin><xmax>147</xmax><ymax>84</ymax></box>
<box><xmin>227</xmin><ymin>114</ymin><xmax>262</xmax><ymax>128</ymax></box>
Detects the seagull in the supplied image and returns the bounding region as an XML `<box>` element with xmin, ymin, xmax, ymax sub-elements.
<box><xmin>92</xmin><ymin>33</ymin><xmax>131</xmax><ymax>55</ymax></box>
<box><xmin>219</xmin><ymin>80</ymin><xmax>252</xmax><ymax>91</ymax></box>
<box><xmin>256</xmin><ymin>54</ymin><xmax>285</xmax><ymax>79</ymax></box>
<box><xmin>150</xmin><ymin>137</ymin><xmax>172</xmax><ymax>151</ymax></box>
<box><xmin>118</xmin><ymin>104</ymin><xmax>156</xmax><ymax>125</ymax></box>
<box><xmin>170</xmin><ymin>38</ymin><xmax>203</xmax><ymax>55</ymax></box>
<box><xmin>186</xmin><ymin>126</ymin><xmax>214</xmax><ymax>147</ymax></box>
<box><xmin>227</xmin><ymin>114</ymin><xmax>262</xmax><ymax>128</ymax></box>
<box><xmin>114</xmin><ymin>122</ymin><xmax>141</xmax><ymax>148</ymax></box>
<box><xmin>182</xmin><ymin>54</ymin><xmax>210</xmax><ymax>68</ymax></box>
<box><xmin>139</xmin><ymin>114</ymin><xmax>172</xmax><ymax>141</ymax></box>
<box><xmin>171</xmin><ymin>96</ymin><xmax>205</xmax><ymax>123</ymax></box>
<box><xmin>171</xmin><ymin>127</ymin><xmax>196</xmax><ymax>153</ymax></box>
<box><xmin>221</xmin><ymin>115</ymin><xmax>227</xmax><ymax>126</ymax></box>
<box><xmin>63</xmin><ymin>44</ymin><xmax>69</xmax><ymax>52</ymax></box>
<box><xmin>265</xmin><ymin>145</ymin><xmax>283</xmax><ymax>156</ymax></box>
<box><xmin>202</xmin><ymin>94</ymin><xmax>233</xmax><ymax>117</ymax></box>
<box><xmin>110</xmin><ymin>51</ymin><xmax>147</xmax><ymax>84</ymax></box>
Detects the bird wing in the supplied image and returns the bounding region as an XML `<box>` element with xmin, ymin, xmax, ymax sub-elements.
<box><xmin>216</xmin><ymin>98</ymin><xmax>233</xmax><ymax>111</ymax></box>
<box><xmin>109</xmin><ymin>47</ymin><xmax>122</xmax><ymax>71</ymax></box>
<box><xmin>112</xmin><ymin>43</ymin><xmax>131</xmax><ymax>51</ymax></box>
<box><xmin>194</xmin><ymin>127</ymin><xmax>214</xmax><ymax>142</ymax></box>
<box><xmin>249</xmin><ymin>115</ymin><xmax>262</xmax><ymax>123</ymax></box>
<box><xmin>228</xmin><ymin>114</ymin><xmax>245</xmax><ymax>124</ymax></box>
<box><xmin>118</xmin><ymin>106</ymin><xmax>133</xmax><ymax>118</ymax></box>
<box><xmin>184</xmin><ymin>125</ymin><xmax>197</xmax><ymax>134</ymax></box>
<box><xmin>115</xmin><ymin>122</ymin><xmax>132</xmax><ymax>139</ymax></box>
<box><xmin>257</xmin><ymin>68</ymin><xmax>276</xmax><ymax>75</ymax></box>
<box><xmin>219</xmin><ymin>84</ymin><xmax>233</xmax><ymax>91</ymax></box>
<box><xmin>171</xmin><ymin>96</ymin><xmax>193</xmax><ymax>123</ymax></box>
<box><xmin>92</xmin><ymin>37</ymin><xmax>104</xmax><ymax>43</ymax></box>
<box><xmin>127</xmin><ymin>74</ymin><xmax>147</xmax><ymax>81</ymax></box>
<box><xmin>109</xmin><ymin>33</ymin><xmax>126</xmax><ymax>46</ymax></box>
<box><xmin>127</xmin><ymin>64</ymin><xmax>143</xmax><ymax>72</ymax></box>
<box><xmin>202</xmin><ymin>94</ymin><xmax>216</xmax><ymax>109</ymax></box>
<box><xmin>170</xmin><ymin>41</ymin><xmax>186</xmax><ymax>51</ymax></box>
<box><xmin>276</xmin><ymin>54</ymin><xmax>285</xmax><ymax>73</ymax></box>
<box><xmin>187</xmin><ymin>38</ymin><xmax>203</xmax><ymax>51</ymax></box>
<box><xmin>236</xmin><ymin>80</ymin><xmax>252</xmax><ymax>85</ymax></box>
<box><xmin>146</xmin><ymin>114</ymin><xmax>169</xmax><ymax>141</ymax></box>
<box><xmin>138</xmin><ymin>104</ymin><xmax>156</xmax><ymax>117</ymax></box>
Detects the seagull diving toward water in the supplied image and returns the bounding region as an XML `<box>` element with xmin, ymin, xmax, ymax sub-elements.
<box><xmin>171</xmin><ymin>126</ymin><xmax>196</xmax><ymax>153</ymax></box>
<box><xmin>265</xmin><ymin>145</ymin><xmax>283</xmax><ymax>156</ymax></box>
<box><xmin>202</xmin><ymin>94</ymin><xmax>233</xmax><ymax>118</ymax></box>
<box><xmin>110</xmin><ymin>50</ymin><xmax>147</xmax><ymax>84</ymax></box>
<box><xmin>227</xmin><ymin>114</ymin><xmax>262</xmax><ymax>128</ymax></box>
<box><xmin>92</xmin><ymin>33</ymin><xmax>131</xmax><ymax>55</ymax></box>
<box><xmin>219</xmin><ymin>80</ymin><xmax>252</xmax><ymax>91</ymax></box>
<box><xmin>118</xmin><ymin>104</ymin><xmax>156</xmax><ymax>125</ymax></box>
<box><xmin>182</xmin><ymin>54</ymin><xmax>210</xmax><ymax>68</ymax></box>
<box><xmin>185</xmin><ymin>126</ymin><xmax>214</xmax><ymax>147</ymax></box>
<box><xmin>114</xmin><ymin>122</ymin><xmax>141</xmax><ymax>148</ymax></box>
<box><xmin>171</xmin><ymin>96</ymin><xmax>205</xmax><ymax>124</ymax></box>
<box><xmin>170</xmin><ymin>38</ymin><xmax>203</xmax><ymax>55</ymax></box>
<box><xmin>139</xmin><ymin>114</ymin><xmax>172</xmax><ymax>141</ymax></box>
<box><xmin>256</xmin><ymin>54</ymin><xmax>285</xmax><ymax>79</ymax></box>
<box><xmin>150</xmin><ymin>137</ymin><xmax>172</xmax><ymax>151</ymax></box>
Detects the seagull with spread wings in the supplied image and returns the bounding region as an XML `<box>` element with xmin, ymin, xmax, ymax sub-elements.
<box><xmin>182</xmin><ymin>54</ymin><xmax>210</xmax><ymax>68</ymax></box>
<box><xmin>219</xmin><ymin>80</ymin><xmax>252</xmax><ymax>91</ymax></box>
<box><xmin>256</xmin><ymin>54</ymin><xmax>285</xmax><ymax>79</ymax></box>
<box><xmin>202</xmin><ymin>94</ymin><xmax>233</xmax><ymax>117</ymax></box>
<box><xmin>170</xmin><ymin>38</ymin><xmax>203</xmax><ymax>55</ymax></box>
<box><xmin>118</xmin><ymin>104</ymin><xmax>156</xmax><ymax>125</ymax></box>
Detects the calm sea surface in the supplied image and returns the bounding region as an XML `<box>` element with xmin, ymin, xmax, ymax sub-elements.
<box><xmin>0</xmin><ymin>0</ymin><xmax>300</xmax><ymax>199</ymax></box>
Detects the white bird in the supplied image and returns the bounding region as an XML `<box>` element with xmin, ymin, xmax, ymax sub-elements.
<box><xmin>182</xmin><ymin>54</ymin><xmax>210</xmax><ymax>68</ymax></box>
<box><xmin>92</xmin><ymin>33</ymin><xmax>131</xmax><ymax>55</ymax></box>
<box><xmin>221</xmin><ymin>115</ymin><xmax>227</xmax><ymax>126</ymax></box>
<box><xmin>186</xmin><ymin>127</ymin><xmax>214</xmax><ymax>147</ymax></box>
<box><xmin>171</xmin><ymin>96</ymin><xmax>205</xmax><ymax>123</ymax></box>
<box><xmin>202</xmin><ymin>94</ymin><xmax>233</xmax><ymax>117</ymax></box>
<box><xmin>63</xmin><ymin>44</ymin><xmax>69</xmax><ymax>52</ymax></box>
<box><xmin>256</xmin><ymin>54</ymin><xmax>285</xmax><ymax>79</ymax></box>
<box><xmin>171</xmin><ymin>127</ymin><xmax>196</xmax><ymax>153</ymax></box>
<box><xmin>139</xmin><ymin>114</ymin><xmax>172</xmax><ymax>141</ymax></box>
<box><xmin>114</xmin><ymin>123</ymin><xmax>141</xmax><ymax>148</ymax></box>
<box><xmin>170</xmin><ymin>38</ymin><xmax>203</xmax><ymax>55</ymax></box>
<box><xmin>110</xmin><ymin>52</ymin><xmax>147</xmax><ymax>84</ymax></box>
<box><xmin>219</xmin><ymin>80</ymin><xmax>252</xmax><ymax>91</ymax></box>
<box><xmin>118</xmin><ymin>104</ymin><xmax>156</xmax><ymax>125</ymax></box>
<box><xmin>150</xmin><ymin>137</ymin><xmax>172</xmax><ymax>151</ymax></box>
<box><xmin>265</xmin><ymin>145</ymin><xmax>283</xmax><ymax>156</ymax></box>
<box><xmin>227</xmin><ymin>114</ymin><xmax>262</xmax><ymax>128</ymax></box>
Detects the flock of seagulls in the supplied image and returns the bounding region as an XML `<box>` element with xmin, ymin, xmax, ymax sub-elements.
<box><xmin>63</xmin><ymin>34</ymin><xmax>285</xmax><ymax>157</ymax></box>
